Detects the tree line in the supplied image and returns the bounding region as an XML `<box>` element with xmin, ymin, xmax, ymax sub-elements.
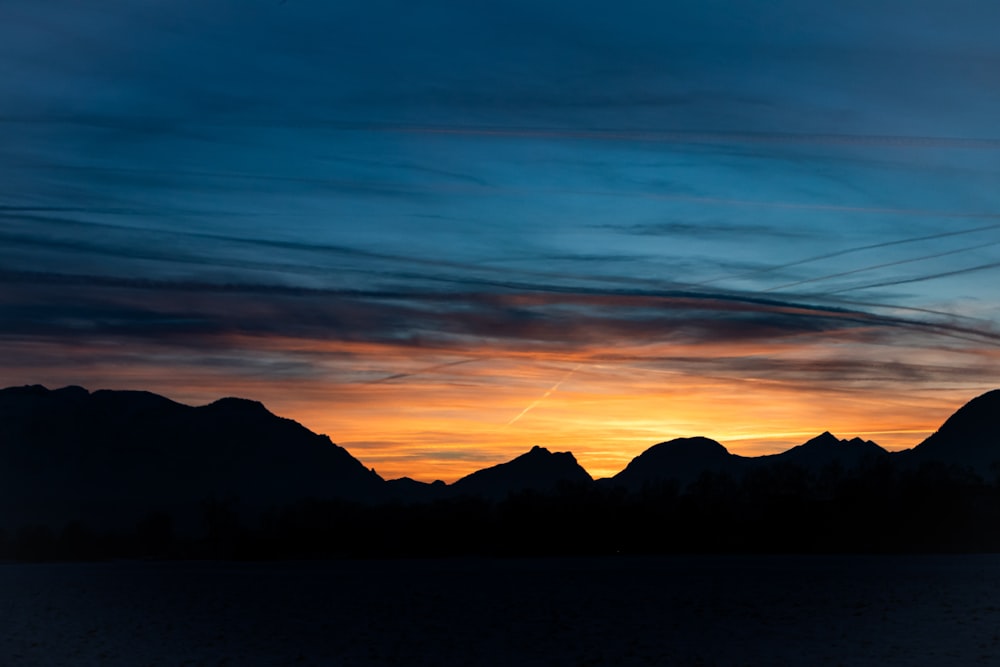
<box><xmin>6</xmin><ymin>459</ymin><xmax>1000</xmax><ymax>561</ymax></box>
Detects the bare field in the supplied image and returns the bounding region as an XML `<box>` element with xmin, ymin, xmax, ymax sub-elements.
<box><xmin>3</xmin><ymin>555</ymin><xmax>1000</xmax><ymax>666</ymax></box>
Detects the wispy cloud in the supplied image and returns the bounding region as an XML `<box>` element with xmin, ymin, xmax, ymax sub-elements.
<box><xmin>2</xmin><ymin>0</ymin><xmax>999</xmax><ymax>480</ymax></box>
<box><xmin>825</xmin><ymin>260</ymin><xmax>1000</xmax><ymax>296</ymax></box>
<box><xmin>700</xmin><ymin>222</ymin><xmax>1000</xmax><ymax>287</ymax></box>
<box><xmin>765</xmin><ymin>238</ymin><xmax>1000</xmax><ymax>292</ymax></box>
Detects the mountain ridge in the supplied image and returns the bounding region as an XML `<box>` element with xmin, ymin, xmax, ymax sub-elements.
<box><xmin>4</xmin><ymin>384</ymin><xmax>1000</xmax><ymax>558</ymax></box>
<box><xmin>900</xmin><ymin>388</ymin><xmax>1000</xmax><ymax>477</ymax></box>
<box><xmin>451</xmin><ymin>445</ymin><xmax>593</xmax><ymax>500</ymax></box>
<box><xmin>0</xmin><ymin>384</ymin><xmax>385</xmax><ymax>532</ymax></box>
<box><xmin>2</xmin><ymin>384</ymin><xmax>999</xmax><ymax>517</ymax></box>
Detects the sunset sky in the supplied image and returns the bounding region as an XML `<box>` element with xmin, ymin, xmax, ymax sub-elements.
<box><xmin>2</xmin><ymin>0</ymin><xmax>999</xmax><ymax>481</ymax></box>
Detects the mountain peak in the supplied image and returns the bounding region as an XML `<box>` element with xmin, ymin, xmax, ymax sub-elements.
<box><xmin>0</xmin><ymin>384</ymin><xmax>91</xmax><ymax>403</ymax></box>
<box><xmin>769</xmin><ymin>431</ymin><xmax>886</xmax><ymax>471</ymax></box>
<box><xmin>909</xmin><ymin>389</ymin><xmax>1000</xmax><ymax>473</ymax></box>
<box><xmin>0</xmin><ymin>385</ymin><xmax>385</xmax><ymax>533</ymax></box>
<box><xmin>1</xmin><ymin>384</ymin><xmax>52</xmax><ymax>397</ymax></box>
<box><xmin>933</xmin><ymin>389</ymin><xmax>1000</xmax><ymax>438</ymax></box>
<box><xmin>641</xmin><ymin>436</ymin><xmax>732</xmax><ymax>458</ymax></box>
<box><xmin>452</xmin><ymin>445</ymin><xmax>592</xmax><ymax>499</ymax></box>
<box><xmin>804</xmin><ymin>431</ymin><xmax>841</xmax><ymax>447</ymax></box>
<box><xmin>203</xmin><ymin>396</ymin><xmax>272</xmax><ymax>416</ymax></box>
<box><xmin>611</xmin><ymin>436</ymin><xmax>735</xmax><ymax>490</ymax></box>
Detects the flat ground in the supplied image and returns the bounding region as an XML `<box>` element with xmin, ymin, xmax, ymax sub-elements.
<box><xmin>3</xmin><ymin>555</ymin><xmax>1000</xmax><ymax>666</ymax></box>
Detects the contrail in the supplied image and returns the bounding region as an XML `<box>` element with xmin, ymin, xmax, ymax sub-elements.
<box><xmin>699</xmin><ymin>222</ymin><xmax>1000</xmax><ymax>287</ymax></box>
<box><xmin>824</xmin><ymin>259</ymin><xmax>1000</xmax><ymax>295</ymax></box>
<box><xmin>505</xmin><ymin>364</ymin><xmax>582</xmax><ymax>427</ymax></box>
<box><xmin>763</xmin><ymin>239</ymin><xmax>1000</xmax><ymax>292</ymax></box>
<box><xmin>363</xmin><ymin>358</ymin><xmax>481</xmax><ymax>385</ymax></box>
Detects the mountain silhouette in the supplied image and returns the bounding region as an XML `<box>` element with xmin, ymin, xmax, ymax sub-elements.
<box><xmin>904</xmin><ymin>389</ymin><xmax>1000</xmax><ymax>477</ymax></box>
<box><xmin>763</xmin><ymin>431</ymin><xmax>888</xmax><ymax>471</ymax></box>
<box><xmin>384</xmin><ymin>477</ymin><xmax>450</xmax><ymax>503</ymax></box>
<box><xmin>609</xmin><ymin>437</ymin><xmax>743</xmax><ymax>491</ymax></box>
<box><xmin>0</xmin><ymin>385</ymin><xmax>383</xmax><ymax>532</ymax></box>
<box><xmin>4</xmin><ymin>384</ymin><xmax>1000</xmax><ymax>558</ymax></box>
<box><xmin>4</xmin><ymin>383</ymin><xmax>1000</xmax><ymax>544</ymax></box>
<box><xmin>450</xmin><ymin>445</ymin><xmax>592</xmax><ymax>500</ymax></box>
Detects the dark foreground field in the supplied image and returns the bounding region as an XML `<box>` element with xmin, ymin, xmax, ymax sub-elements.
<box><xmin>3</xmin><ymin>555</ymin><xmax>1000</xmax><ymax>666</ymax></box>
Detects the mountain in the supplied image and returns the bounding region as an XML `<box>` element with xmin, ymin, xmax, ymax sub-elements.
<box><xmin>4</xmin><ymin>384</ymin><xmax>1000</xmax><ymax>557</ymax></box>
<box><xmin>384</xmin><ymin>477</ymin><xmax>450</xmax><ymax>504</ymax></box>
<box><xmin>4</xmin><ymin>383</ymin><xmax>999</xmax><ymax>535</ymax></box>
<box><xmin>763</xmin><ymin>431</ymin><xmax>888</xmax><ymax>471</ymax></box>
<box><xmin>904</xmin><ymin>389</ymin><xmax>1000</xmax><ymax>477</ymax></box>
<box><xmin>609</xmin><ymin>437</ymin><xmax>742</xmax><ymax>491</ymax></box>
<box><xmin>0</xmin><ymin>385</ymin><xmax>384</xmax><ymax>532</ymax></box>
<box><xmin>450</xmin><ymin>445</ymin><xmax>592</xmax><ymax>500</ymax></box>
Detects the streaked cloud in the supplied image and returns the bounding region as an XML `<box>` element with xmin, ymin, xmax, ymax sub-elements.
<box><xmin>2</xmin><ymin>0</ymin><xmax>999</xmax><ymax>480</ymax></box>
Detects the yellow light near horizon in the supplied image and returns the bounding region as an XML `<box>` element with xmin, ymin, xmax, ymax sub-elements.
<box><xmin>274</xmin><ymin>361</ymin><xmax>960</xmax><ymax>482</ymax></box>
<box><xmin>3</xmin><ymin>335</ymin><xmax>990</xmax><ymax>484</ymax></box>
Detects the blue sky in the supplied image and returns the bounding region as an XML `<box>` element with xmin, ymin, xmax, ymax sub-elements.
<box><xmin>2</xmin><ymin>0</ymin><xmax>999</xmax><ymax>479</ymax></box>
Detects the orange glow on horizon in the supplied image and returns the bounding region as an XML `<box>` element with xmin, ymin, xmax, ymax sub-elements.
<box><xmin>2</xmin><ymin>335</ymin><xmax>994</xmax><ymax>483</ymax></box>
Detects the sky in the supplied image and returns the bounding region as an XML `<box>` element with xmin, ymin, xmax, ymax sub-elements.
<box><xmin>2</xmin><ymin>0</ymin><xmax>999</xmax><ymax>481</ymax></box>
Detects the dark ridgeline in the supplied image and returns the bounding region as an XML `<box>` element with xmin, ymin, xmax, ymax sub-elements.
<box><xmin>898</xmin><ymin>389</ymin><xmax>1000</xmax><ymax>475</ymax></box>
<box><xmin>608</xmin><ymin>436</ymin><xmax>744</xmax><ymax>491</ymax></box>
<box><xmin>2</xmin><ymin>384</ymin><xmax>1000</xmax><ymax>560</ymax></box>
<box><xmin>383</xmin><ymin>477</ymin><xmax>450</xmax><ymax>504</ymax></box>
<box><xmin>0</xmin><ymin>385</ymin><xmax>383</xmax><ymax>559</ymax></box>
<box><xmin>763</xmin><ymin>432</ymin><xmax>886</xmax><ymax>472</ymax></box>
<box><xmin>451</xmin><ymin>445</ymin><xmax>593</xmax><ymax>500</ymax></box>
<box><xmin>608</xmin><ymin>433</ymin><xmax>888</xmax><ymax>493</ymax></box>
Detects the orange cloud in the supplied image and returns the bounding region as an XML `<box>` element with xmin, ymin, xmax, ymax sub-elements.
<box><xmin>1</xmin><ymin>332</ymin><xmax>994</xmax><ymax>483</ymax></box>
